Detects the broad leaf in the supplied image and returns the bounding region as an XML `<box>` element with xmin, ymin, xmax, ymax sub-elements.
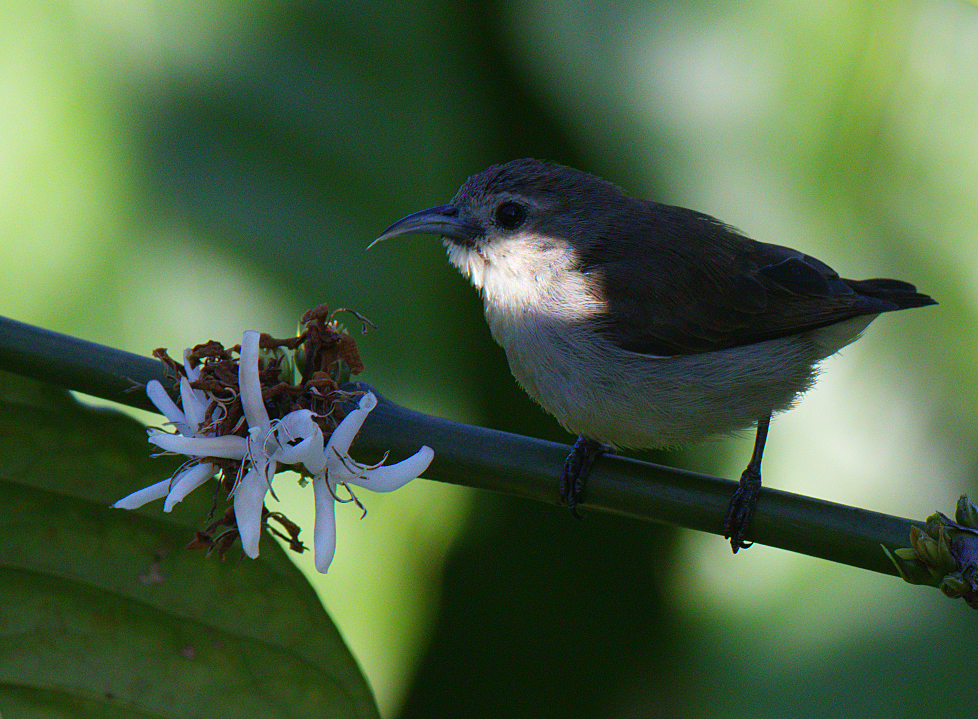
<box><xmin>0</xmin><ymin>371</ymin><xmax>378</xmax><ymax>718</ymax></box>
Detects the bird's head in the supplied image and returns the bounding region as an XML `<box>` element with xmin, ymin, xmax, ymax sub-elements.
<box><xmin>370</xmin><ymin>159</ymin><xmax>629</xmax><ymax>293</ymax></box>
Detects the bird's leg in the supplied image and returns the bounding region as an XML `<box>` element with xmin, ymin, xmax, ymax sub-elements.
<box><xmin>723</xmin><ymin>414</ymin><xmax>771</xmax><ymax>553</ymax></box>
<box><xmin>559</xmin><ymin>436</ymin><xmax>611</xmax><ymax>518</ymax></box>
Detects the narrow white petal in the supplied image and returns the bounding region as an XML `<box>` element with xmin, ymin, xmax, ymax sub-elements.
<box><xmin>324</xmin><ymin>464</ymin><xmax>357</xmax><ymax>483</ymax></box>
<box><xmin>276</xmin><ymin>409</ymin><xmax>319</xmax><ymax>437</ymax></box>
<box><xmin>146</xmin><ymin>380</ymin><xmax>186</xmax><ymax>427</ymax></box>
<box><xmin>325</xmin><ymin>392</ymin><xmax>377</xmax><ymax>456</ymax></box>
<box><xmin>191</xmin><ymin>389</ymin><xmax>211</xmax><ymax>416</ymax></box>
<box><xmin>149</xmin><ymin>433</ymin><xmax>247</xmax><ymax>459</ymax></box>
<box><xmin>183</xmin><ymin>351</ymin><xmax>201</xmax><ymax>381</ymax></box>
<box><xmin>239</xmin><ymin>330</ymin><xmax>270</xmax><ymax>433</ymax></box>
<box><xmin>112</xmin><ymin>479</ymin><xmax>171</xmax><ymax>509</ymax></box>
<box><xmin>312</xmin><ymin>475</ymin><xmax>338</xmax><ymax>573</ymax></box>
<box><xmin>179</xmin><ymin>378</ymin><xmax>205</xmax><ymax>434</ymax></box>
<box><xmin>358</xmin><ymin>392</ymin><xmax>378</xmax><ymax>413</ymax></box>
<box><xmin>248</xmin><ymin>426</ymin><xmax>275</xmax><ymax>467</ymax></box>
<box><xmin>163</xmin><ymin>463</ymin><xmax>217</xmax><ymax>512</ymax></box>
<box><xmin>276</xmin><ymin>434</ymin><xmax>325</xmax><ymax>470</ymax></box>
<box><xmin>233</xmin><ymin>468</ymin><xmax>269</xmax><ymax>558</ymax></box>
<box><xmin>273</xmin><ymin>410</ymin><xmax>326</xmax><ymax>471</ymax></box>
<box><xmin>300</xmin><ymin>445</ymin><xmax>328</xmax><ymax>476</ymax></box>
<box><xmin>346</xmin><ymin>446</ymin><xmax>434</xmax><ymax>492</ymax></box>
<box><xmin>179</xmin><ymin>354</ymin><xmax>212</xmax><ymax>412</ymax></box>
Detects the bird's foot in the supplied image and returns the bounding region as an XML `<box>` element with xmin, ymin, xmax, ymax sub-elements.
<box><xmin>723</xmin><ymin>465</ymin><xmax>761</xmax><ymax>553</ymax></box>
<box><xmin>559</xmin><ymin>437</ymin><xmax>611</xmax><ymax>518</ymax></box>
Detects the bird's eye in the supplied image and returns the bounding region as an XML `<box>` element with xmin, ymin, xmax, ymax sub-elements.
<box><xmin>494</xmin><ymin>201</ymin><xmax>526</xmax><ymax>230</ymax></box>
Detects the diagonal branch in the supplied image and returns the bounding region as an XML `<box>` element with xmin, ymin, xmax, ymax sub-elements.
<box><xmin>0</xmin><ymin>314</ymin><xmax>920</xmax><ymax>578</ymax></box>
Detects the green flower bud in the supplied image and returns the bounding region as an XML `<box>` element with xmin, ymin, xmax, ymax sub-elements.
<box><xmin>911</xmin><ymin>525</ymin><xmax>941</xmax><ymax>566</ymax></box>
<box><xmin>884</xmin><ymin>544</ymin><xmax>946</xmax><ymax>586</ymax></box>
<box><xmin>939</xmin><ymin>572</ymin><xmax>969</xmax><ymax>599</ymax></box>
<box><xmin>955</xmin><ymin>495</ymin><xmax>978</xmax><ymax>530</ymax></box>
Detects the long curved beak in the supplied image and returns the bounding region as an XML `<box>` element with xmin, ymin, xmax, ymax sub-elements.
<box><xmin>368</xmin><ymin>204</ymin><xmax>481</xmax><ymax>249</ymax></box>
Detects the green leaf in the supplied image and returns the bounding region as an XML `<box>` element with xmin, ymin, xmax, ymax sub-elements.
<box><xmin>0</xmin><ymin>371</ymin><xmax>379</xmax><ymax>719</ymax></box>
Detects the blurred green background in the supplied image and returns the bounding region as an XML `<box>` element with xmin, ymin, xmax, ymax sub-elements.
<box><xmin>2</xmin><ymin>0</ymin><xmax>976</xmax><ymax>716</ymax></box>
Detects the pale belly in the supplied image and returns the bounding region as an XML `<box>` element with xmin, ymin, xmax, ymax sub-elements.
<box><xmin>490</xmin><ymin>314</ymin><xmax>872</xmax><ymax>448</ymax></box>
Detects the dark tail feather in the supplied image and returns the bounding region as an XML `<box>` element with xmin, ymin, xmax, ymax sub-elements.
<box><xmin>847</xmin><ymin>278</ymin><xmax>937</xmax><ymax>310</ymax></box>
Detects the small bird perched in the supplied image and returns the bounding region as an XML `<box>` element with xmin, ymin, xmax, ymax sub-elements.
<box><xmin>371</xmin><ymin>159</ymin><xmax>935</xmax><ymax>551</ymax></box>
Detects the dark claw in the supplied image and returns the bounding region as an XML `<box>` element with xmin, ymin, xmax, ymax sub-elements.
<box><xmin>559</xmin><ymin>436</ymin><xmax>610</xmax><ymax>517</ymax></box>
<box><xmin>724</xmin><ymin>415</ymin><xmax>770</xmax><ymax>552</ymax></box>
<box><xmin>723</xmin><ymin>464</ymin><xmax>761</xmax><ymax>552</ymax></box>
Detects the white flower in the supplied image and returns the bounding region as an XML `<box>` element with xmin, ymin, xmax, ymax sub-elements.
<box><xmin>132</xmin><ymin>331</ymin><xmax>296</xmax><ymax>558</ymax></box>
<box><xmin>113</xmin><ymin>329</ymin><xmax>433</xmax><ymax>572</ymax></box>
<box><xmin>311</xmin><ymin>392</ymin><xmax>434</xmax><ymax>572</ymax></box>
<box><xmin>112</xmin><ymin>353</ymin><xmax>219</xmax><ymax>512</ymax></box>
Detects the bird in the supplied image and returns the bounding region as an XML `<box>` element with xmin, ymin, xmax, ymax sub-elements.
<box><xmin>370</xmin><ymin>158</ymin><xmax>936</xmax><ymax>551</ymax></box>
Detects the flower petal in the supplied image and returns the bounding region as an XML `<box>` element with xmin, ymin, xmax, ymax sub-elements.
<box><xmin>146</xmin><ymin>380</ymin><xmax>186</xmax><ymax>427</ymax></box>
<box><xmin>275</xmin><ymin>409</ymin><xmax>320</xmax><ymax>440</ymax></box>
<box><xmin>312</xmin><ymin>475</ymin><xmax>338</xmax><ymax>573</ymax></box>
<box><xmin>163</xmin><ymin>462</ymin><xmax>217</xmax><ymax>512</ymax></box>
<box><xmin>233</xmin><ymin>468</ymin><xmax>269</xmax><ymax>558</ymax></box>
<box><xmin>357</xmin><ymin>391</ymin><xmax>378</xmax><ymax>413</ymax></box>
<box><xmin>112</xmin><ymin>478</ymin><xmax>172</xmax><ymax>510</ymax></box>
<box><xmin>325</xmin><ymin>392</ymin><xmax>377</xmax><ymax>456</ymax></box>
<box><xmin>346</xmin><ymin>446</ymin><xmax>434</xmax><ymax>492</ymax></box>
<box><xmin>179</xmin><ymin>378</ymin><xmax>205</xmax><ymax>434</ymax></box>
<box><xmin>276</xmin><ymin>434</ymin><xmax>326</xmax><ymax>471</ymax></box>
<box><xmin>274</xmin><ymin>410</ymin><xmax>326</xmax><ymax>472</ymax></box>
<box><xmin>149</xmin><ymin>432</ymin><xmax>247</xmax><ymax>459</ymax></box>
<box><xmin>239</xmin><ymin>330</ymin><xmax>270</xmax><ymax>433</ymax></box>
<box><xmin>183</xmin><ymin>351</ymin><xmax>201</xmax><ymax>381</ymax></box>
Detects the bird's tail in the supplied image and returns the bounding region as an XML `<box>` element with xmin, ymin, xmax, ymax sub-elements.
<box><xmin>847</xmin><ymin>278</ymin><xmax>937</xmax><ymax>310</ymax></box>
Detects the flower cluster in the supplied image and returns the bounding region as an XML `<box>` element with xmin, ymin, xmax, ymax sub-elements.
<box><xmin>113</xmin><ymin>308</ymin><xmax>433</xmax><ymax>572</ymax></box>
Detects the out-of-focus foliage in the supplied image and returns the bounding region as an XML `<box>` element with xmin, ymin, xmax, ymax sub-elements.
<box><xmin>2</xmin><ymin>0</ymin><xmax>977</xmax><ymax>717</ymax></box>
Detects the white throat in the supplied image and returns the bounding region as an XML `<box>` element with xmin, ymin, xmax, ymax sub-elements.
<box><xmin>445</xmin><ymin>233</ymin><xmax>595</xmax><ymax>314</ymax></box>
<box><xmin>443</xmin><ymin>232</ymin><xmax>606</xmax><ymax>367</ymax></box>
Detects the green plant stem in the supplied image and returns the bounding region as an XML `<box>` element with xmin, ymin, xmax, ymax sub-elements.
<box><xmin>0</xmin><ymin>316</ymin><xmax>164</xmax><ymax>413</ymax></box>
<box><xmin>0</xmin><ymin>315</ymin><xmax>922</xmax><ymax>580</ymax></box>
